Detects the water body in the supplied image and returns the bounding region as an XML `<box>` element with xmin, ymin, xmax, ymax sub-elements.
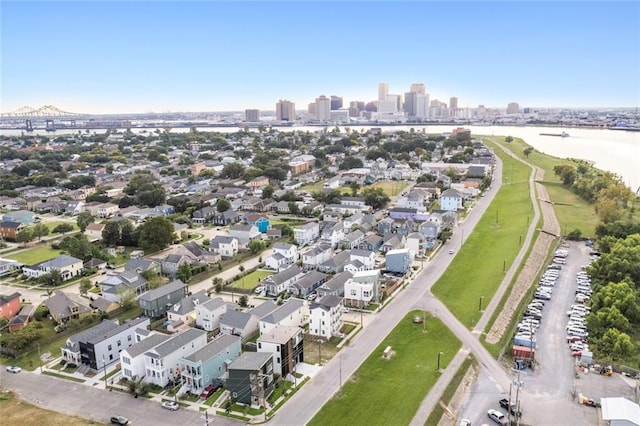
<box><xmin>2</xmin><ymin>125</ymin><xmax>638</xmax><ymax>191</ymax></box>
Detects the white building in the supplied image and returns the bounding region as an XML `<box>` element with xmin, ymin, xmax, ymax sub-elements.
<box><xmin>308</xmin><ymin>295</ymin><xmax>344</xmax><ymax>340</ymax></box>
<box><xmin>294</xmin><ymin>222</ymin><xmax>319</xmax><ymax>247</ymax></box>
<box><xmin>257</xmin><ymin>325</ymin><xmax>304</xmax><ymax>377</ymax></box>
<box><xmin>120</xmin><ymin>332</ymin><xmax>170</xmax><ymax>381</ymax></box>
<box><xmin>343</xmin><ymin>278</ymin><xmax>374</xmax><ymax>308</ymax></box>
<box><xmin>315</xmin><ymin>95</ymin><xmax>331</xmax><ymax>121</ymax></box>
<box><xmin>439</xmin><ymin>188</ymin><xmax>463</xmax><ymax>211</ymax></box>
<box><xmin>195</xmin><ymin>297</ymin><xmax>228</xmax><ymax>332</ymax></box>
<box><xmin>259</xmin><ymin>298</ymin><xmax>308</xmax><ymax>335</ymax></box>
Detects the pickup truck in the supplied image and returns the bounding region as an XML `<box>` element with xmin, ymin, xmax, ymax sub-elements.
<box><xmin>499</xmin><ymin>399</ymin><xmax>522</xmax><ymax>417</ymax></box>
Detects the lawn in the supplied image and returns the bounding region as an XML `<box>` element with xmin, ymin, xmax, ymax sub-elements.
<box><xmin>0</xmin><ymin>391</ymin><xmax>100</xmax><ymax>426</ymax></box>
<box><xmin>41</xmin><ymin>221</ymin><xmax>79</xmax><ymax>233</ymax></box>
<box><xmin>228</xmin><ymin>270</ymin><xmax>274</xmax><ymax>290</ymax></box>
<box><xmin>370</xmin><ymin>180</ymin><xmax>409</xmax><ymax>197</ymax></box>
<box><xmin>300</xmin><ymin>181</ymin><xmax>326</xmax><ymax>193</ymax></box>
<box><xmin>308</xmin><ymin>313</ymin><xmax>461</xmax><ymax>426</ymax></box>
<box><xmin>432</xmin><ymin>141</ymin><xmax>534</xmax><ymax>328</ymax></box>
<box><xmin>6</xmin><ymin>246</ymin><xmax>63</xmax><ymax>265</ymax></box>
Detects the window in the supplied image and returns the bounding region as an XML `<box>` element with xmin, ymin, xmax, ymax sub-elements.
<box><xmin>128</xmin><ymin>335</ymin><xmax>132</xmax><ymax>342</ymax></box>
<box><xmin>123</xmin><ymin>357</ymin><xmax>130</xmax><ymax>365</ymax></box>
<box><xmin>276</xmin><ymin>357</ymin><xmax>280</xmax><ymax>363</ymax></box>
<box><xmin>258</xmin><ymin>342</ymin><xmax>262</xmax><ymax>349</ymax></box>
<box><xmin>108</xmin><ymin>344</ymin><xmax>112</xmax><ymax>351</ymax></box>
<box><xmin>350</xmin><ymin>289</ymin><xmax>357</xmax><ymax>296</ymax></box>
<box><xmin>117</xmin><ymin>340</ymin><xmax>121</xmax><ymax>347</ymax></box>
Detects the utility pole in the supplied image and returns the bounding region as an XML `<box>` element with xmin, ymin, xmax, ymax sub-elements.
<box><xmin>338</xmin><ymin>353</ymin><xmax>342</xmax><ymax>397</ymax></box>
<box><xmin>102</xmin><ymin>354</ymin><xmax>107</xmax><ymax>389</ymax></box>
<box><xmin>37</xmin><ymin>343</ymin><xmax>43</xmax><ymax>373</ymax></box>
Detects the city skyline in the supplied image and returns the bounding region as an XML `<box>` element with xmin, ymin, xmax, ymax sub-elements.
<box><xmin>1</xmin><ymin>1</ymin><xmax>639</xmax><ymax>114</ymax></box>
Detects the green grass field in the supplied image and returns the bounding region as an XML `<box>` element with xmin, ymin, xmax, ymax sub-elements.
<box><xmin>370</xmin><ymin>180</ymin><xmax>409</xmax><ymax>197</ymax></box>
<box><xmin>228</xmin><ymin>270</ymin><xmax>274</xmax><ymax>290</ymax></box>
<box><xmin>6</xmin><ymin>246</ymin><xmax>63</xmax><ymax>265</ymax></box>
<box><xmin>42</xmin><ymin>221</ymin><xmax>79</xmax><ymax>233</ymax></box>
<box><xmin>432</xmin><ymin>142</ymin><xmax>534</xmax><ymax>328</ymax></box>
<box><xmin>308</xmin><ymin>313</ymin><xmax>461</xmax><ymax>426</ymax></box>
<box><xmin>300</xmin><ymin>181</ymin><xmax>326</xmax><ymax>193</ymax></box>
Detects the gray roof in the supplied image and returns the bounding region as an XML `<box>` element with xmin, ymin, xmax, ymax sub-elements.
<box><xmin>67</xmin><ymin>319</ymin><xmax>119</xmax><ymax>347</ymax></box>
<box><xmin>261</xmin><ymin>298</ymin><xmax>304</xmax><ymax>325</ymax></box>
<box><xmin>34</xmin><ymin>254</ymin><xmax>83</xmax><ymax>269</ymax></box>
<box><xmin>294</xmin><ymin>270</ymin><xmax>327</xmax><ymax>290</ymax></box>
<box><xmin>210</xmin><ymin>235</ymin><xmax>237</xmax><ymax>248</ymax></box>
<box><xmin>170</xmin><ymin>290</ymin><xmax>210</xmax><ymax>316</ymax></box>
<box><xmin>198</xmin><ymin>297</ymin><xmax>226</xmax><ymax>313</ymax></box>
<box><xmin>139</xmin><ymin>280</ymin><xmax>187</xmax><ymax>302</ymax></box>
<box><xmin>86</xmin><ymin>317</ymin><xmax>149</xmax><ymax>345</ymax></box>
<box><xmin>303</xmin><ymin>243</ymin><xmax>331</xmax><ymax>257</ymax></box>
<box><xmin>228</xmin><ymin>351</ymin><xmax>272</xmax><ymax>371</ymax></box>
<box><xmin>350</xmin><ymin>249</ymin><xmax>373</xmax><ymax>258</ymax></box>
<box><xmin>319</xmin><ymin>271</ymin><xmax>352</xmax><ymax>293</ymax></box>
<box><xmin>265</xmin><ymin>265</ymin><xmax>301</xmax><ymax>286</ymax></box>
<box><xmin>313</xmin><ymin>295</ymin><xmax>344</xmax><ymax>309</ymax></box>
<box><xmin>183</xmin><ymin>334</ymin><xmax>241</xmax><ymax>363</ymax></box>
<box><xmin>220</xmin><ymin>309</ymin><xmax>252</xmax><ymax>329</ymax></box>
<box><xmin>125</xmin><ymin>258</ymin><xmax>158</xmax><ymax>272</ymax></box>
<box><xmin>0</xmin><ymin>292</ymin><xmax>21</xmax><ymax>305</ymax></box>
<box><xmin>146</xmin><ymin>328</ymin><xmax>206</xmax><ymax>358</ymax></box>
<box><xmin>320</xmin><ymin>251</ymin><xmax>350</xmax><ymax>269</ymax></box>
<box><xmin>273</xmin><ymin>242</ymin><xmax>295</xmax><ymax>251</ymax></box>
<box><xmin>164</xmin><ymin>254</ymin><xmax>186</xmax><ymax>264</ymax></box>
<box><xmin>248</xmin><ymin>301</ymin><xmax>278</xmax><ymax>319</ymax></box>
<box><xmin>257</xmin><ymin>325</ymin><xmax>301</xmax><ymax>345</ymax></box>
<box><xmin>125</xmin><ymin>333</ymin><xmax>171</xmax><ymax>358</ymax></box>
<box><xmin>90</xmin><ymin>296</ymin><xmax>117</xmax><ymax>312</ymax></box>
<box><xmin>45</xmin><ymin>291</ymin><xmax>92</xmax><ymax>321</ymax></box>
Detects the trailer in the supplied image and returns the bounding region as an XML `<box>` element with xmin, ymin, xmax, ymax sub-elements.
<box><xmin>512</xmin><ymin>345</ymin><xmax>535</xmax><ymax>360</ymax></box>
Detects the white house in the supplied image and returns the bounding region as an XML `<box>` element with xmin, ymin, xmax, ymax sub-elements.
<box><xmin>265</xmin><ymin>242</ymin><xmax>298</xmax><ymax>271</ymax></box>
<box><xmin>257</xmin><ymin>325</ymin><xmax>304</xmax><ymax>377</ymax></box>
<box><xmin>142</xmin><ymin>328</ymin><xmax>208</xmax><ymax>387</ymax></box>
<box><xmin>343</xmin><ymin>278</ymin><xmax>374</xmax><ymax>308</ymax></box>
<box><xmin>84</xmin><ymin>222</ymin><xmax>105</xmax><ymax>242</ymax></box>
<box><xmin>349</xmin><ymin>249</ymin><xmax>375</xmax><ymax>270</ymax></box>
<box><xmin>294</xmin><ymin>222</ymin><xmax>319</xmax><ymax>247</ymax></box>
<box><xmin>22</xmin><ymin>255</ymin><xmax>84</xmax><ymax>281</ymax></box>
<box><xmin>308</xmin><ymin>295</ymin><xmax>344</xmax><ymax>340</ymax></box>
<box><xmin>167</xmin><ymin>290</ymin><xmax>210</xmax><ymax>332</ymax></box>
<box><xmin>229</xmin><ymin>224</ymin><xmax>260</xmax><ymax>244</ymax></box>
<box><xmin>320</xmin><ymin>221</ymin><xmax>345</xmax><ymax>248</ymax></box>
<box><xmin>259</xmin><ymin>298</ymin><xmax>308</xmax><ymax>335</ymax></box>
<box><xmin>120</xmin><ymin>332</ymin><xmax>170</xmax><ymax>381</ymax></box>
<box><xmin>301</xmin><ymin>243</ymin><xmax>333</xmax><ymax>270</ymax></box>
<box><xmin>195</xmin><ymin>297</ymin><xmax>228</xmax><ymax>332</ymax></box>
<box><xmin>439</xmin><ymin>188</ymin><xmax>463</xmax><ymax>211</ymax></box>
<box><xmin>262</xmin><ymin>265</ymin><xmax>302</xmax><ymax>296</ymax></box>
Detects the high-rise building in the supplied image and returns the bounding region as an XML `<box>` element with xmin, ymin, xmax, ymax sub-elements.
<box><xmin>506</xmin><ymin>102</ymin><xmax>520</xmax><ymax>114</ymax></box>
<box><xmin>330</xmin><ymin>96</ymin><xmax>343</xmax><ymax>110</ymax></box>
<box><xmin>349</xmin><ymin>101</ymin><xmax>364</xmax><ymax>118</ymax></box>
<box><xmin>410</xmin><ymin>83</ymin><xmax>425</xmax><ymax>94</ymax></box>
<box><xmin>404</xmin><ymin>92</ymin><xmax>417</xmax><ymax>116</ymax></box>
<box><xmin>378</xmin><ymin>83</ymin><xmax>389</xmax><ymax>101</ymax></box>
<box><xmin>245</xmin><ymin>109</ymin><xmax>259</xmax><ymax>122</ymax></box>
<box><xmin>276</xmin><ymin>100</ymin><xmax>296</xmax><ymax>121</ymax></box>
<box><xmin>315</xmin><ymin>95</ymin><xmax>331</xmax><ymax>121</ymax></box>
<box><xmin>449</xmin><ymin>97</ymin><xmax>458</xmax><ymax>110</ymax></box>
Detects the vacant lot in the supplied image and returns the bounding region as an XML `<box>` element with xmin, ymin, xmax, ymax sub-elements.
<box><xmin>228</xmin><ymin>269</ymin><xmax>273</xmax><ymax>290</ymax></box>
<box><xmin>6</xmin><ymin>246</ymin><xmax>63</xmax><ymax>265</ymax></box>
<box><xmin>308</xmin><ymin>313</ymin><xmax>460</xmax><ymax>426</ymax></box>
<box><xmin>0</xmin><ymin>391</ymin><xmax>99</xmax><ymax>425</ymax></box>
<box><xmin>371</xmin><ymin>180</ymin><xmax>409</xmax><ymax>197</ymax></box>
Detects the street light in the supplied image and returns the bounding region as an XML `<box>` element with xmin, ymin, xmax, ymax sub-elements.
<box><xmin>436</xmin><ymin>352</ymin><xmax>444</xmax><ymax>372</ymax></box>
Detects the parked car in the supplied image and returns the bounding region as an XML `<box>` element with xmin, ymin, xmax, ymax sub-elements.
<box><xmin>459</xmin><ymin>419</ymin><xmax>471</xmax><ymax>426</ymax></box>
<box><xmin>5</xmin><ymin>366</ymin><xmax>21</xmax><ymax>373</ymax></box>
<box><xmin>200</xmin><ymin>385</ymin><xmax>217</xmax><ymax>399</ymax></box>
<box><xmin>499</xmin><ymin>398</ymin><xmax>522</xmax><ymax>416</ymax></box>
<box><xmin>110</xmin><ymin>415</ymin><xmax>129</xmax><ymax>425</ymax></box>
<box><xmin>254</xmin><ymin>286</ymin><xmax>264</xmax><ymax>294</ymax></box>
<box><xmin>487</xmin><ymin>409</ymin><xmax>506</xmax><ymax>424</ymax></box>
<box><xmin>161</xmin><ymin>400</ymin><xmax>179</xmax><ymax>411</ymax></box>
<box><xmin>449</xmin><ymin>249</ymin><xmax>455</xmax><ymax>254</ymax></box>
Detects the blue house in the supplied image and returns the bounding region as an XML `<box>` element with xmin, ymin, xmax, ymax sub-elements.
<box><xmin>179</xmin><ymin>334</ymin><xmax>242</xmax><ymax>395</ymax></box>
<box><xmin>385</xmin><ymin>248</ymin><xmax>413</xmax><ymax>274</ymax></box>
<box><xmin>245</xmin><ymin>213</ymin><xmax>270</xmax><ymax>234</ymax></box>
<box><xmin>2</xmin><ymin>210</ymin><xmax>35</xmax><ymax>225</ymax></box>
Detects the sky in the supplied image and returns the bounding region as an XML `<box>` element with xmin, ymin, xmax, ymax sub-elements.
<box><xmin>1</xmin><ymin>1</ymin><xmax>639</xmax><ymax>114</ymax></box>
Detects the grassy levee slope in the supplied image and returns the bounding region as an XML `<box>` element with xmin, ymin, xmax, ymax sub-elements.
<box><xmin>432</xmin><ymin>146</ymin><xmax>533</xmax><ymax>328</ymax></box>
<box><xmin>308</xmin><ymin>313</ymin><xmax>460</xmax><ymax>426</ymax></box>
<box><xmin>501</xmin><ymin>137</ymin><xmax>599</xmax><ymax>237</ymax></box>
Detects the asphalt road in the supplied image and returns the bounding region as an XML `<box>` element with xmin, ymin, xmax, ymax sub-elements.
<box><xmin>0</xmin><ymin>368</ymin><xmax>240</xmax><ymax>426</ymax></box>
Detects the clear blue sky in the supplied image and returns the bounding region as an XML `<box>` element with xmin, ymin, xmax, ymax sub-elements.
<box><xmin>2</xmin><ymin>1</ymin><xmax>639</xmax><ymax>114</ymax></box>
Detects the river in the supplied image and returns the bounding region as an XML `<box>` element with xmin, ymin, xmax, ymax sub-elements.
<box><xmin>2</xmin><ymin>125</ymin><xmax>638</xmax><ymax>191</ymax></box>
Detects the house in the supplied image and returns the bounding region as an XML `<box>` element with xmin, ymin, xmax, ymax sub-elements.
<box><xmin>195</xmin><ymin>297</ymin><xmax>228</xmax><ymax>332</ymax></box>
<box><xmin>210</xmin><ymin>236</ymin><xmax>239</xmax><ymax>258</ymax></box>
<box><xmin>226</xmin><ymin>352</ymin><xmax>275</xmax><ymax>406</ymax></box>
<box><xmin>192</xmin><ymin>206</ymin><xmax>216</xmax><ymax>225</ymax></box>
<box><xmin>161</xmin><ymin>254</ymin><xmax>190</xmax><ymax>277</ymax></box>
<box><xmin>265</xmin><ymin>242</ymin><xmax>298</xmax><ymax>271</ymax></box>
<box><xmin>182</xmin><ymin>241</ymin><xmax>221</xmax><ymax>264</ymax></box>
<box><xmin>381</xmin><ymin>234</ymin><xmax>405</xmax><ymax>253</ymax></box>
<box><xmin>318</xmin><ymin>251</ymin><xmax>351</xmax><ymax>274</ymax></box>
<box><xmin>406</xmin><ymin>232</ymin><xmax>425</xmax><ymax>258</ymax></box>
<box><xmin>343</xmin><ymin>212</ymin><xmax>364</xmax><ymax>231</ymax></box>
<box><xmin>397</xmin><ymin>190</ymin><xmax>427</xmax><ymax>210</ymax></box>
<box><xmin>213</xmin><ymin>210</ymin><xmax>242</xmax><ymax>226</ymax></box>
<box><xmin>350</xmin><ymin>249</ymin><xmax>375</xmax><ymax>270</ymax></box>
<box><xmin>179</xmin><ymin>334</ymin><xmax>242</xmax><ymax>395</ymax></box>
<box><xmin>0</xmin><ymin>221</ymin><xmax>25</xmax><ymax>241</ymax></box>
<box><xmin>142</xmin><ymin>328</ymin><xmax>208</xmax><ymax>387</ymax></box>
<box><xmin>257</xmin><ymin>325</ymin><xmax>304</xmax><ymax>377</ymax></box>
<box><xmin>353</xmin><ymin>269</ymin><xmax>382</xmax><ymax>303</ymax></box>
<box><xmin>61</xmin><ymin>317</ymin><xmax>150</xmax><ymax>370</ymax></box>
<box><xmin>262</xmin><ymin>265</ymin><xmax>302</xmax><ymax>297</ymax></box>
<box><xmin>22</xmin><ymin>255</ymin><xmax>84</xmax><ymax>281</ymax></box>
<box><xmin>99</xmin><ymin>271</ymin><xmax>149</xmax><ymax>303</ymax></box>
<box><xmin>340</xmin><ymin>229</ymin><xmax>365</xmax><ymax>250</ymax></box>
<box><xmin>247</xmin><ymin>176</ymin><xmax>270</xmax><ymax>191</ymax></box>
<box><xmin>84</xmin><ymin>222</ymin><xmax>105</xmax><ymax>242</ymax></box>
<box><xmin>309</xmin><ymin>295</ymin><xmax>344</xmax><ymax>340</ymax></box>
<box><xmin>377</xmin><ymin>217</ymin><xmax>395</xmax><ymax>235</ymax></box>
<box><xmin>96</xmin><ymin>203</ymin><xmax>120</xmax><ymax>218</ymax></box>
<box><xmin>259</xmin><ymin>298</ymin><xmax>307</xmax><ymax>335</ymax></box>
<box><xmin>344</xmin><ymin>278</ymin><xmax>374</xmax><ymax>308</ymax></box>
<box><xmin>289</xmin><ymin>270</ymin><xmax>328</xmax><ymax>297</ymax></box>
<box><xmin>301</xmin><ymin>243</ymin><xmax>332</xmax><ymax>270</ymax></box>
<box><xmin>2</xmin><ymin>210</ymin><xmax>35</xmax><ymax>225</ymax></box>
<box><xmin>440</xmin><ymin>188</ymin><xmax>463</xmax><ymax>211</ymax></box>
<box><xmin>89</xmin><ymin>296</ymin><xmax>120</xmax><ymax>315</ymax></box>
<box><xmin>396</xmin><ymin>218</ymin><xmax>416</xmax><ymax>237</ymax></box>
<box><xmin>600</xmin><ymin>397</ymin><xmax>640</xmax><ymax>426</ymax></box>
<box><xmin>229</xmin><ymin>224</ymin><xmax>260</xmax><ymax>244</ymax></box>
<box><xmin>219</xmin><ymin>309</ymin><xmax>260</xmax><ymax>341</ymax></box>
<box><xmin>138</xmin><ymin>279</ymin><xmax>189</xmax><ymax>318</ymax></box>
<box><xmin>120</xmin><ymin>332</ymin><xmax>171</xmax><ymax>381</ymax></box>
<box><xmin>167</xmin><ymin>290</ymin><xmax>210</xmax><ymax>332</ymax></box>
<box><xmin>245</xmin><ymin>213</ymin><xmax>270</xmax><ymax>234</ymax></box>
<box><xmin>0</xmin><ymin>292</ymin><xmax>21</xmax><ymax>320</ymax></box>
<box><xmin>44</xmin><ymin>291</ymin><xmax>93</xmax><ymax>324</ymax></box>
<box><xmin>419</xmin><ymin>220</ymin><xmax>440</xmax><ymax>242</ymax></box>
<box><xmin>125</xmin><ymin>258</ymin><xmax>161</xmax><ymax>275</ymax></box>
<box><xmin>385</xmin><ymin>248</ymin><xmax>413</xmax><ymax>274</ymax></box>
<box><xmin>8</xmin><ymin>304</ymin><xmax>37</xmax><ymax>332</ymax></box>
<box><xmin>84</xmin><ymin>258</ymin><xmax>108</xmax><ymax>272</ymax></box>
<box><xmin>320</xmin><ymin>221</ymin><xmax>345</xmax><ymax>248</ymax></box>
<box><xmin>0</xmin><ymin>258</ymin><xmax>22</xmax><ymax>277</ymax></box>
<box><xmin>389</xmin><ymin>207</ymin><xmax>419</xmax><ymax>220</ymax></box>
<box><xmin>266</xmin><ymin>229</ymin><xmax>282</xmax><ymax>240</ymax></box>
<box><xmin>316</xmin><ymin>271</ymin><xmax>352</xmax><ymax>298</ymax></box>
<box><xmin>294</xmin><ymin>222</ymin><xmax>319</xmax><ymax>247</ymax></box>
<box><xmin>358</xmin><ymin>234</ymin><xmax>384</xmax><ymax>252</ymax></box>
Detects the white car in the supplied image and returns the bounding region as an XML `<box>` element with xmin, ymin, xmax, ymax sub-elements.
<box><xmin>5</xmin><ymin>366</ymin><xmax>21</xmax><ymax>373</ymax></box>
<box><xmin>161</xmin><ymin>400</ymin><xmax>179</xmax><ymax>411</ymax></box>
<box><xmin>254</xmin><ymin>286</ymin><xmax>264</xmax><ymax>294</ymax></box>
<box><xmin>488</xmin><ymin>409</ymin><xmax>506</xmax><ymax>424</ymax></box>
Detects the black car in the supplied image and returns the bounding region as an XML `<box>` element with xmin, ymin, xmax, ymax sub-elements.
<box><xmin>499</xmin><ymin>398</ymin><xmax>522</xmax><ymax>416</ymax></box>
<box><xmin>110</xmin><ymin>415</ymin><xmax>129</xmax><ymax>425</ymax></box>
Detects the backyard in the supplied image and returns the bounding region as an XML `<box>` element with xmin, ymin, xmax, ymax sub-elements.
<box><xmin>308</xmin><ymin>313</ymin><xmax>460</xmax><ymax>426</ymax></box>
<box><xmin>6</xmin><ymin>245</ymin><xmax>63</xmax><ymax>265</ymax></box>
<box><xmin>227</xmin><ymin>269</ymin><xmax>274</xmax><ymax>290</ymax></box>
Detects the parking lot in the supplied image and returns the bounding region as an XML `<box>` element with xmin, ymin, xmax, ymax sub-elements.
<box><xmin>458</xmin><ymin>241</ymin><xmax>639</xmax><ymax>425</ymax></box>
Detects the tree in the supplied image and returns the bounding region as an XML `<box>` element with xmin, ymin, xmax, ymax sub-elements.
<box><xmin>176</xmin><ymin>263</ymin><xmax>193</xmax><ymax>283</ymax></box>
<box><xmin>124</xmin><ymin>170</ymin><xmax>166</xmax><ymax>207</ymax></box>
<box><xmin>261</xmin><ymin>185</ymin><xmax>274</xmax><ymax>200</ymax></box>
<box><xmin>76</xmin><ymin>211</ymin><xmax>94</xmax><ymax>232</ymax></box>
<box><xmin>119</xmin><ymin>219</ymin><xmax>137</xmax><ymax>246</ymax></box>
<box><xmin>52</xmin><ymin>223</ymin><xmax>74</xmax><ymax>234</ymax></box>
<box><xmin>505</xmin><ymin>136</ymin><xmax>513</xmax><ymax>143</ymax></box>
<box><xmin>523</xmin><ymin>147</ymin><xmax>533</xmax><ymax>157</ymax></box>
<box><xmin>102</xmin><ymin>221</ymin><xmax>121</xmax><ymax>247</ymax></box>
<box><xmin>288</xmin><ymin>202</ymin><xmax>300</xmax><ymax>215</ymax></box>
<box><xmin>79</xmin><ymin>278</ymin><xmax>92</xmax><ymax>297</ymax></box>
<box><xmin>31</xmin><ymin>223</ymin><xmax>50</xmax><ymax>241</ymax></box>
<box><xmin>238</xmin><ymin>295</ymin><xmax>248</xmax><ymax>308</ymax></box>
<box><xmin>137</xmin><ymin>217</ymin><xmax>175</xmax><ymax>253</ymax></box>
<box><xmin>220</xmin><ymin>163</ymin><xmax>245</xmax><ymax>179</ymax></box>
<box><xmin>349</xmin><ymin>182</ymin><xmax>360</xmax><ymax>196</ymax></box>
<box><xmin>216</xmin><ymin>198</ymin><xmax>231</xmax><ymax>213</ymax></box>
<box><xmin>248</xmin><ymin>239</ymin><xmax>265</xmax><ymax>254</ymax></box>
<box><xmin>213</xmin><ymin>277</ymin><xmax>223</xmax><ymax>294</ymax></box>
<box><xmin>361</xmin><ymin>187</ymin><xmax>390</xmax><ymax>210</ymax></box>
<box><xmin>15</xmin><ymin>228</ymin><xmax>34</xmax><ymax>245</ymax></box>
